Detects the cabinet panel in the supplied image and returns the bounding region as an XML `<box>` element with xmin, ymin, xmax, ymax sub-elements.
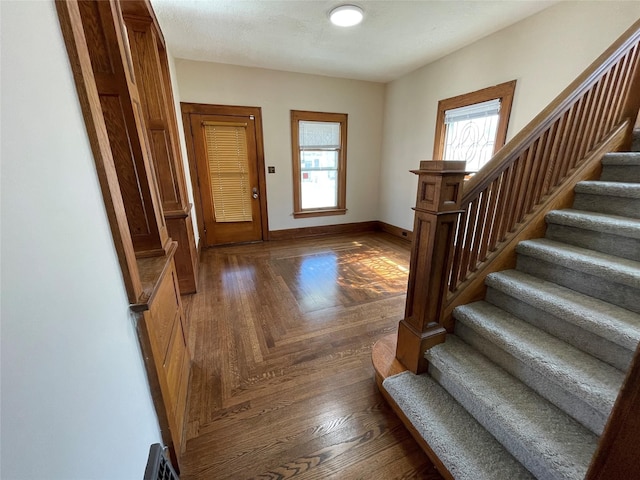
<box><xmin>78</xmin><ymin>0</ymin><xmax>168</xmax><ymax>257</ymax></box>
<box><xmin>138</xmin><ymin>256</ymin><xmax>191</xmax><ymax>459</ymax></box>
<box><xmin>174</xmin><ymin>339</ymin><xmax>191</xmax><ymax>436</ymax></box>
<box><xmin>149</xmin><ymin>268</ymin><xmax>180</xmax><ymax>359</ymax></box>
<box><xmin>164</xmin><ymin>316</ymin><xmax>186</xmax><ymax>412</ymax></box>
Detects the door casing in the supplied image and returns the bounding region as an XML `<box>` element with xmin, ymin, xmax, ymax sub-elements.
<box><xmin>182</xmin><ymin>103</ymin><xmax>269</xmax><ymax>246</ymax></box>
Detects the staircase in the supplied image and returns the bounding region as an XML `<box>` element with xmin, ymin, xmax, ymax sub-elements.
<box><xmin>381</xmin><ymin>136</ymin><xmax>640</xmax><ymax>479</ymax></box>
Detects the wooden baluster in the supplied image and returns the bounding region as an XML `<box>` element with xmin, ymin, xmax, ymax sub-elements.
<box><xmin>492</xmin><ymin>165</ymin><xmax>515</xmax><ymax>246</ymax></box>
<box><xmin>598</xmin><ymin>65</ymin><xmax>624</xmax><ymax>141</ymax></box>
<box><xmin>469</xmin><ymin>189</ymin><xmax>490</xmax><ymax>272</ymax></box>
<box><xmin>448</xmin><ymin>210</ymin><xmax>467</xmax><ymax>293</ymax></box>
<box><xmin>458</xmin><ymin>197</ymin><xmax>480</xmax><ymax>283</ymax></box>
<box><xmin>564</xmin><ymin>93</ymin><xmax>591</xmax><ymax>175</ymax></box>
<box><xmin>618</xmin><ymin>44</ymin><xmax>640</xmax><ymax>144</ymax></box>
<box><xmin>514</xmin><ymin>144</ymin><xmax>537</xmax><ymax>220</ymax></box>
<box><xmin>396</xmin><ymin>161</ymin><xmax>467</xmax><ymax>374</ymax></box>
<box><xmin>583</xmin><ymin>73</ymin><xmax>612</xmax><ymax>158</ymax></box>
<box><xmin>488</xmin><ymin>169</ymin><xmax>508</xmax><ymax>252</ymax></box>
<box><xmin>528</xmin><ymin>130</ymin><xmax>550</xmax><ymax>209</ymax></box>
<box><xmin>532</xmin><ymin>127</ymin><xmax>554</xmax><ymax>206</ymax></box>
<box><xmin>573</xmin><ymin>86</ymin><xmax>599</xmax><ymax>167</ymax></box>
<box><xmin>505</xmin><ymin>153</ymin><xmax>526</xmax><ymax>232</ymax></box>
<box><xmin>479</xmin><ymin>178</ymin><xmax>500</xmax><ymax>262</ymax></box>
<box><xmin>609</xmin><ymin>46</ymin><xmax>637</xmax><ymax>125</ymax></box>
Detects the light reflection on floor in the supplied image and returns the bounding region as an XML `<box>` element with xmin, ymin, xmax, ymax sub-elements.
<box><xmin>275</xmin><ymin>242</ymin><xmax>409</xmax><ymax>313</ymax></box>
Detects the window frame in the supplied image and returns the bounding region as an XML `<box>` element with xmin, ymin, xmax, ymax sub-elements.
<box><xmin>433</xmin><ymin>80</ymin><xmax>516</xmax><ymax>162</ymax></box>
<box><xmin>291</xmin><ymin>110</ymin><xmax>348</xmax><ymax>218</ymax></box>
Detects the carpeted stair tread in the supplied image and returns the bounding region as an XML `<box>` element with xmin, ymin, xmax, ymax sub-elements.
<box><xmin>574</xmin><ymin>180</ymin><xmax>640</xmax><ymax>198</ymax></box>
<box><xmin>426</xmin><ymin>336</ymin><xmax>598</xmax><ymax>480</ymax></box>
<box><xmin>545</xmin><ymin>208</ymin><xmax>640</xmax><ymax>261</ymax></box>
<box><xmin>516</xmin><ymin>238</ymin><xmax>640</xmax><ymax>289</ymax></box>
<box><xmin>453</xmin><ymin>301</ymin><xmax>624</xmax><ymax>419</ymax></box>
<box><xmin>485</xmin><ymin>269</ymin><xmax>640</xmax><ymax>353</ymax></box>
<box><xmin>599</xmin><ymin>153</ymin><xmax>640</xmax><ymax>182</ymax></box>
<box><xmin>383</xmin><ymin>371</ymin><xmax>535</xmax><ymax>480</ymax></box>
<box><xmin>545</xmin><ymin>209</ymin><xmax>640</xmax><ymax>239</ymax></box>
<box><xmin>632</xmin><ymin>129</ymin><xmax>640</xmax><ymax>151</ymax></box>
<box><xmin>601</xmin><ymin>152</ymin><xmax>640</xmax><ymax>165</ymax></box>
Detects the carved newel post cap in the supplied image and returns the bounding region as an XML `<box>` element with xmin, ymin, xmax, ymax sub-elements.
<box><xmin>411</xmin><ymin>161</ymin><xmax>468</xmax><ymax>213</ymax></box>
<box><xmin>411</xmin><ymin>160</ymin><xmax>467</xmax><ymax>174</ymax></box>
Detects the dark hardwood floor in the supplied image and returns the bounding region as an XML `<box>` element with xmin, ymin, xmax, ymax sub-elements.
<box><xmin>180</xmin><ymin>232</ymin><xmax>442</xmax><ymax>479</ymax></box>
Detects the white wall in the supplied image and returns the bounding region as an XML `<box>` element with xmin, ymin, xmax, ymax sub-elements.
<box><xmin>379</xmin><ymin>1</ymin><xmax>640</xmax><ymax>231</ymax></box>
<box><xmin>167</xmin><ymin>51</ymin><xmax>201</xmax><ymax>247</ymax></box>
<box><xmin>174</xmin><ymin>60</ymin><xmax>386</xmax><ymax>231</ymax></box>
<box><xmin>0</xmin><ymin>2</ymin><xmax>162</xmax><ymax>479</ymax></box>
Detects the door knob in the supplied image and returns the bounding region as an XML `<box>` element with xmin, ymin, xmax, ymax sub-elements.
<box><xmin>252</xmin><ymin>187</ymin><xmax>259</xmax><ymax>199</ymax></box>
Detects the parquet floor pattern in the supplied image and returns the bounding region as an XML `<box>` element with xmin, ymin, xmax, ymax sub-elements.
<box><xmin>180</xmin><ymin>233</ymin><xmax>442</xmax><ymax>479</ymax></box>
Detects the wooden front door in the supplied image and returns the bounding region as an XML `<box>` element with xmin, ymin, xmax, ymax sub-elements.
<box><xmin>188</xmin><ymin>110</ymin><xmax>265</xmax><ymax>246</ymax></box>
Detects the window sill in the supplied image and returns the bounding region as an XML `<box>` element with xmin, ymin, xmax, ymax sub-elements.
<box><xmin>293</xmin><ymin>208</ymin><xmax>347</xmax><ymax>219</ymax></box>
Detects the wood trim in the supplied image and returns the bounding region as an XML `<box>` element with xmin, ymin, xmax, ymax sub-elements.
<box><xmin>181</xmin><ymin>109</ymin><xmax>206</xmax><ymax>241</ymax></box>
<box><xmin>180</xmin><ymin>103</ymin><xmax>269</xmax><ymax>242</ymax></box>
<box><xmin>268</xmin><ymin>221</ymin><xmax>377</xmax><ymax>241</ymax></box>
<box><xmin>396</xmin><ymin>161</ymin><xmax>467</xmax><ymax>372</ymax></box>
<box><xmin>119</xmin><ymin>0</ymin><xmax>165</xmax><ymax>49</ymax></box>
<box><xmin>268</xmin><ymin>220</ymin><xmax>413</xmax><ymax>243</ymax></box>
<box><xmin>290</xmin><ymin>110</ymin><xmax>348</xmax><ymax>218</ymax></box>
<box><xmin>131</xmin><ymin>242</ymin><xmax>179</xmax><ymax>311</ymax></box>
<box><xmin>372</xmin><ymin>334</ymin><xmax>409</xmax><ymax>384</ymax></box>
<box><xmin>134</xmin><ymin>311</ymin><xmax>176</xmax><ymax>467</ymax></box>
<box><xmin>56</xmin><ymin>0</ymin><xmax>142</xmax><ymax>303</ymax></box>
<box><xmin>376</xmin><ymin>221</ymin><xmax>413</xmax><ymax>243</ymax></box>
<box><xmin>585</xmin><ymin>342</ymin><xmax>640</xmax><ymax>479</ymax></box>
<box><xmin>433</xmin><ymin>80</ymin><xmax>516</xmax><ymax>160</ymax></box>
<box><xmin>292</xmin><ymin>208</ymin><xmax>347</xmax><ymax>219</ymax></box>
<box><xmin>164</xmin><ymin>204</ymin><xmax>190</xmax><ymax>219</ymax></box>
<box><xmin>58</xmin><ymin>1</ymin><xmax>191</xmax><ymax>468</ymax></box>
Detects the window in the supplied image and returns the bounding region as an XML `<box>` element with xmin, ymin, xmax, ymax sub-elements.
<box><xmin>291</xmin><ymin>110</ymin><xmax>347</xmax><ymax>218</ymax></box>
<box><xmin>433</xmin><ymin>80</ymin><xmax>516</xmax><ymax>173</ymax></box>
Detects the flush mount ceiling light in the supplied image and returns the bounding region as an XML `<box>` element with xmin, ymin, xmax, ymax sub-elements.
<box><xmin>329</xmin><ymin>5</ymin><xmax>364</xmax><ymax>27</ymax></box>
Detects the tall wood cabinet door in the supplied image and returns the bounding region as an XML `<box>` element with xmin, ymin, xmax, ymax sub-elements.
<box><xmin>123</xmin><ymin>13</ymin><xmax>198</xmax><ymax>292</ymax></box>
<box><xmin>144</xmin><ymin>261</ymin><xmax>191</xmax><ymax>457</ymax></box>
<box><xmin>76</xmin><ymin>0</ymin><xmax>169</xmax><ymax>257</ymax></box>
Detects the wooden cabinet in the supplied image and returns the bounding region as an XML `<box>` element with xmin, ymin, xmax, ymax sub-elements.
<box><xmin>122</xmin><ymin>7</ymin><xmax>198</xmax><ymax>293</ymax></box>
<box><xmin>134</xmin><ymin>244</ymin><xmax>191</xmax><ymax>461</ymax></box>
<box><xmin>57</xmin><ymin>0</ymin><xmax>196</xmax><ymax>468</ymax></box>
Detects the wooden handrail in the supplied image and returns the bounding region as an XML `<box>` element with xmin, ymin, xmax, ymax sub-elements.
<box><xmin>393</xmin><ymin>18</ymin><xmax>640</xmax><ymax>479</ymax></box>
<box><xmin>396</xmin><ymin>18</ymin><xmax>640</xmax><ymax>364</ymax></box>
<box><xmin>445</xmin><ymin>19</ymin><xmax>640</xmax><ymax>301</ymax></box>
<box><xmin>464</xmin><ymin>19</ymin><xmax>640</xmax><ymax>203</ymax></box>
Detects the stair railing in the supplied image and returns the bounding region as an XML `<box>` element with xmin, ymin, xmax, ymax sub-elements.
<box><xmin>396</xmin><ymin>19</ymin><xmax>640</xmax><ymax>373</ymax></box>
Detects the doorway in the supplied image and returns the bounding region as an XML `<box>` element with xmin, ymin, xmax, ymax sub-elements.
<box><xmin>182</xmin><ymin>104</ymin><xmax>268</xmax><ymax>246</ymax></box>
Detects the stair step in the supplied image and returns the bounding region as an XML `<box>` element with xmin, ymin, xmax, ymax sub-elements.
<box><xmin>631</xmin><ymin>129</ymin><xmax>640</xmax><ymax>151</ymax></box>
<box><xmin>573</xmin><ymin>181</ymin><xmax>640</xmax><ymax>218</ymax></box>
<box><xmin>545</xmin><ymin>209</ymin><xmax>640</xmax><ymax>261</ymax></box>
<box><xmin>601</xmin><ymin>151</ymin><xmax>640</xmax><ymax>178</ymax></box>
<box><xmin>426</xmin><ymin>336</ymin><xmax>598</xmax><ymax>480</ymax></box>
<box><xmin>454</xmin><ymin>301</ymin><xmax>624</xmax><ymax>434</ymax></box>
<box><xmin>601</xmin><ymin>152</ymin><xmax>640</xmax><ymax>165</ymax></box>
<box><xmin>382</xmin><ymin>371</ymin><xmax>535</xmax><ymax>480</ymax></box>
<box><xmin>485</xmin><ymin>269</ymin><xmax>640</xmax><ymax>370</ymax></box>
<box><xmin>516</xmin><ymin>238</ymin><xmax>640</xmax><ymax>313</ymax></box>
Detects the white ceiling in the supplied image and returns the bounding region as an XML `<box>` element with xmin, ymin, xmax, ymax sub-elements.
<box><xmin>151</xmin><ymin>0</ymin><xmax>557</xmax><ymax>83</ymax></box>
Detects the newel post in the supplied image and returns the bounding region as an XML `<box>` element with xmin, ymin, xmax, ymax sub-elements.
<box><xmin>396</xmin><ymin>160</ymin><xmax>467</xmax><ymax>373</ymax></box>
